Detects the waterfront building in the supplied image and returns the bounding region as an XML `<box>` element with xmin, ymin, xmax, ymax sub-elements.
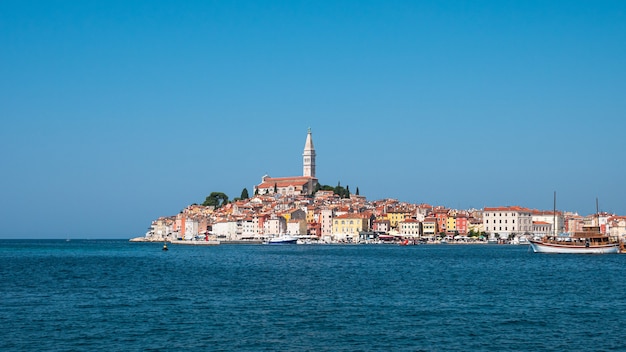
<box><xmin>183</xmin><ymin>218</ymin><xmax>200</xmax><ymax>240</ymax></box>
<box><xmin>372</xmin><ymin>219</ymin><xmax>390</xmax><ymax>234</ymax></box>
<box><xmin>332</xmin><ymin>213</ymin><xmax>369</xmax><ymax>242</ymax></box>
<box><xmin>455</xmin><ymin>213</ymin><xmax>468</xmax><ymax>235</ymax></box>
<box><xmin>531</xmin><ymin>210</ymin><xmax>564</xmax><ymax>235</ymax></box>
<box><xmin>434</xmin><ymin>208</ymin><xmax>449</xmax><ymax>234</ymax></box>
<box><xmin>483</xmin><ymin>206</ymin><xmax>533</xmax><ymax>238</ymax></box>
<box><xmin>398</xmin><ymin>218</ymin><xmax>420</xmax><ymax>236</ymax></box>
<box><xmin>532</xmin><ymin>221</ymin><xmax>552</xmax><ymax>237</ymax></box>
<box><xmin>254</xmin><ymin>129</ymin><xmax>319</xmax><ymax>196</ymax></box>
<box><xmin>320</xmin><ymin>208</ymin><xmax>334</xmax><ymax>239</ymax></box>
<box><xmin>286</xmin><ymin>219</ymin><xmax>307</xmax><ymax>236</ymax></box>
<box><xmin>446</xmin><ymin>216</ymin><xmax>457</xmax><ymax>235</ymax></box>
<box><xmin>422</xmin><ymin>217</ymin><xmax>438</xmax><ymax>238</ymax></box>
<box><xmin>264</xmin><ymin>215</ymin><xmax>287</xmax><ymax>235</ymax></box>
<box><xmin>467</xmin><ymin>217</ymin><xmax>483</xmax><ymax>234</ymax></box>
<box><xmin>212</xmin><ymin>220</ymin><xmax>237</xmax><ymax>240</ymax></box>
<box><xmin>307</xmin><ymin>221</ymin><xmax>321</xmax><ymax>237</ymax></box>
<box><xmin>239</xmin><ymin>217</ymin><xmax>258</xmax><ymax>239</ymax></box>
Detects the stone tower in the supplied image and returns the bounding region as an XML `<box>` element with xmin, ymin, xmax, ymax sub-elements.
<box><xmin>302</xmin><ymin>128</ymin><xmax>316</xmax><ymax>178</ymax></box>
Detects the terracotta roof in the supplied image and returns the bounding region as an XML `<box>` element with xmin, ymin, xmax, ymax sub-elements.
<box><xmin>484</xmin><ymin>206</ymin><xmax>532</xmax><ymax>212</ymax></box>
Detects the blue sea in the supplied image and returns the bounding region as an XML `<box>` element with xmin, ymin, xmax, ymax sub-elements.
<box><xmin>1</xmin><ymin>240</ymin><xmax>625</xmax><ymax>351</ymax></box>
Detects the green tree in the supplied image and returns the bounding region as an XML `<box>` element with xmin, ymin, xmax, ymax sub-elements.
<box><xmin>240</xmin><ymin>188</ymin><xmax>249</xmax><ymax>200</ymax></box>
<box><xmin>202</xmin><ymin>192</ymin><xmax>229</xmax><ymax>208</ymax></box>
<box><xmin>356</xmin><ymin>187</ymin><xmax>359</xmax><ymax>196</ymax></box>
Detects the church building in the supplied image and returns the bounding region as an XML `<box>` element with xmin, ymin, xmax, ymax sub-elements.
<box><xmin>254</xmin><ymin>129</ymin><xmax>319</xmax><ymax>196</ymax></box>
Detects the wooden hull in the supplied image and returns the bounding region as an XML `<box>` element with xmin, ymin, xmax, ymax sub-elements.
<box><xmin>529</xmin><ymin>240</ymin><xmax>619</xmax><ymax>254</ymax></box>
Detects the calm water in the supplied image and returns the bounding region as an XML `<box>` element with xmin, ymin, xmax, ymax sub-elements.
<box><xmin>1</xmin><ymin>240</ymin><xmax>625</xmax><ymax>351</ymax></box>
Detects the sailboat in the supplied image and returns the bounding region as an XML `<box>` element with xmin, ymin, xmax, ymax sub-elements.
<box><xmin>529</xmin><ymin>194</ymin><xmax>621</xmax><ymax>254</ymax></box>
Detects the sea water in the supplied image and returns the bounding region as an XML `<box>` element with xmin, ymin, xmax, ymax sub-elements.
<box><xmin>1</xmin><ymin>240</ymin><xmax>625</xmax><ymax>351</ymax></box>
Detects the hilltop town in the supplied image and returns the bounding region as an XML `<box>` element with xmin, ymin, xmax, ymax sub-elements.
<box><xmin>136</xmin><ymin>129</ymin><xmax>626</xmax><ymax>244</ymax></box>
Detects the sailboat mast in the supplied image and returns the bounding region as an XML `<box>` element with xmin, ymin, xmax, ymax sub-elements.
<box><xmin>553</xmin><ymin>191</ymin><xmax>557</xmax><ymax>237</ymax></box>
<box><xmin>596</xmin><ymin>197</ymin><xmax>599</xmax><ymax>228</ymax></box>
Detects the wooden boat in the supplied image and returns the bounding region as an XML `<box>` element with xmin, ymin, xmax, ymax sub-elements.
<box><xmin>529</xmin><ymin>195</ymin><xmax>620</xmax><ymax>254</ymax></box>
<box><xmin>529</xmin><ymin>229</ymin><xmax>620</xmax><ymax>254</ymax></box>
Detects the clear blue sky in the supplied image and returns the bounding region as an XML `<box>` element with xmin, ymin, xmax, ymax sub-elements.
<box><xmin>1</xmin><ymin>1</ymin><xmax>625</xmax><ymax>238</ymax></box>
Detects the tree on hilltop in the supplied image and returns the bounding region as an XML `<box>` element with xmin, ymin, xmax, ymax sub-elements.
<box><xmin>240</xmin><ymin>188</ymin><xmax>249</xmax><ymax>200</ymax></box>
<box><xmin>203</xmin><ymin>192</ymin><xmax>229</xmax><ymax>209</ymax></box>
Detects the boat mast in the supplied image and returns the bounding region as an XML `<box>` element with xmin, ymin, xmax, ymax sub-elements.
<box><xmin>596</xmin><ymin>197</ymin><xmax>599</xmax><ymax>228</ymax></box>
<box><xmin>553</xmin><ymin>191</ymin><xmax>557</xmax><ymax>237</ymax></box>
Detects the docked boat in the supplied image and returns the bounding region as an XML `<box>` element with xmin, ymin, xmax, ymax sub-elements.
<box><xmin>529</xmin><ymin>195</ymin><xmax>621</xmax><ymax>254</ymax></box>
<box><xmin>529</xmin><ymin>232</ymin><xmax>620</xmax><ymax>254</ymax></box>
<box><xmin>266</xmin><ymin>235</ymin><xmax>299</xmax><ymax>245</ymax></box>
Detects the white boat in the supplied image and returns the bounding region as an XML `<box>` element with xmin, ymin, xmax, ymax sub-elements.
<box><xmin>266</xmin><ymin>235</ymin><xmax>299</xmax><ymax>245</ymax></box>
<box><xmin>529</xmin><ymin>195</ymin><xmax>621</xmax><ymax>254</ymax></box>
<box><xmin>529</xmin><ymin>233</ymin><xmax>620</xmax><ymax>254</ymax></box>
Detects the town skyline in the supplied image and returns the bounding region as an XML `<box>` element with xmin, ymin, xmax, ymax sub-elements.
<box><xmin>1</xmin><ymin>1</ymin><xmax>624</xmax><ymax>238</ymax></box>
<box><xmin>135</xmin><ymin>130</ymin><xmax>624</xmax><ymax>244</ymax></box>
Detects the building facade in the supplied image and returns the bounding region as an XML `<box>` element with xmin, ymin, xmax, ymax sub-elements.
<box><xmin>483</xmin><ymin>206</ymin><xmax>533</xmax><ymax>237</ymax></box>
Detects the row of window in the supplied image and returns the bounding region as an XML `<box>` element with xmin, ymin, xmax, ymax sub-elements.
<box><xmin>486</xmin><ymin>213</ymin><xmax>529</xmax><ymax>217</ymax></box>
<box><xmin>485</xmin><ymin>219</ymin><xmax>515</xmax><ymax>224</ymax></box>
<box><xmin>486</xmin><ymin>227</ymin><xmax>516</xmax><ymax>231</ymax></box>
<box><xmin>334</xmin><ymin>220</ymin><xmax>356</xmax><ymax>225</ymax></box>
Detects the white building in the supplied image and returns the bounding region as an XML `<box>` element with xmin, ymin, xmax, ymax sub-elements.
<box><xmin>286</xmin><ymin>219</ymin><xmax>307</xmax><ymax>236</ymax></box>
<box><xmin>483</xmin><ymin>206</ymin><xmax>533</xmax><ymax>238</ymax></box>
<box><xmin>398</xmin><ymin>218</ymin><xmax>420</xmax><ymax>236</ymax></box>
<box><xmin>320</xmin><ymin>208</ymin><xmax>334</xmax><ymax>238</ymax></box>
<box><xmin>239</xmin><ymin>218</ymin><xmax>259</xmax><ymax>239</ymax></box>
<box><xmin>184</xmin><ymin>219</ymin><xmax>200</xmax><ymax>240</ymax></box>
<box><xmin>264</xmin><ymin>216</ymin><xmax>287</xmax><ymax>236</ymax></box>
<box><xmin>212</xmin><ymin>220</ymin><xmax>238</xmax><ymax>240</ymax></box>
<box><xmin>532</xmin><ymin>210</ymin><xmax>564</xmax><ymax>235</ymax></box>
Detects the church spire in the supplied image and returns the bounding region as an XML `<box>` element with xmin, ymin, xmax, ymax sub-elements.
<box><xmin>303</xmin><ymin>128</ymin><xmax>316</xmax><ymax>178</ymax></box>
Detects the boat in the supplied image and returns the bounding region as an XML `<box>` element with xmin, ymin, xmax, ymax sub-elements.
<box><xmin>162</xmin><ymin>242</ymin><xmax>169</xmax><ymax>251</ymax></box>
<box><xmin>265</xmin><ymin>235</ymin><xmax>299</xmax><ymax>245</ymax></box>
<box><xmin>529</xmin><ymin>194</ymin><xmax>621</xmax><ymax>254</ymax></box>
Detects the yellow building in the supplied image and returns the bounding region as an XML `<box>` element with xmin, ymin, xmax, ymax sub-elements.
<box><xmin>306</xmin><ymin>206</ymin><xmax>316</xmax><ymax>223</ymax></box>
<box><xmin>446</xmin><ymin>217</ymin><xmax>457</xmax><ymax>234</ymax></box>
<box><xmin>386</xmin><ymin>210</ymin><xmax>411</xmax><ymax>228</ymax></box>
<box><xmin>332</xmin><ymin>213</ymin><xmax>369</xmax><ymax>237</ymax></box>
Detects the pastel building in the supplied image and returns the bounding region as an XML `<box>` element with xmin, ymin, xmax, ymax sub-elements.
<box><xmin>455</xmin><ymin>213</ymin><xmax>468</xmax><ymax>235</ymax></box>
<box><xmin>332</xmin><ymin>213</ymin><xmax>369</xmax><ymax>241</ymax></box>
<box><xmin>422</xmin><ymin>217</ymin><xmax>438</xmax><ymax>238</ymax></box>
<box><xmin>483</xmin><ymin>206</ymin><xmax>533</xmax><ymax>238</ymax></box>
<box><xmin>398</xmin><ymin>218</ymin><xmax>420</xmax><ymax>236</ymax></box>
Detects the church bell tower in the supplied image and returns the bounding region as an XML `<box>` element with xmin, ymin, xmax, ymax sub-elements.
<box><xmin>303</xmin><ymin>128</ymin><xmax>316</xmax><ymax>178</ymax></box>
